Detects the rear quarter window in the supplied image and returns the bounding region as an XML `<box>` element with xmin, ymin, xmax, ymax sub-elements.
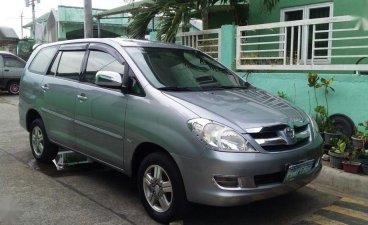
<box><xmin>28</xmin><ymin>46</ymin><xmax>58</xmax><ymax>74</ymax></box>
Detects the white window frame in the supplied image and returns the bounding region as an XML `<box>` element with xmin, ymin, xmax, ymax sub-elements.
<box><xmin>280</xmin><ymin>2</ymin><xmax>334</xmax><ymax>65</ymax></box>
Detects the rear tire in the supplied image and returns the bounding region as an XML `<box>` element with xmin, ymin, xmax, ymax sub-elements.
<box><xmin>7</xmin><ymin>81</ymin><xmax>19</xmax><ymax>95</ymax></box>
<box><xmin>137</xmin><ymin>152</ymin><xmax>188</xmax><ymax>223</ymax></box>
<box><xmin>29</xmin><ymin>119</ymin><xmax>58</xmax><ymax>163</ymax></box>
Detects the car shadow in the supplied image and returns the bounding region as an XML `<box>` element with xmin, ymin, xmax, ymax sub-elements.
<box><xmin>26</xmin><ymin>157</ymin><xmax>337</xmax><ymax>225</ymax></box>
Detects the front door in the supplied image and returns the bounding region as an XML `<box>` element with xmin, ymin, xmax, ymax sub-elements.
<box><xmin>75</xmin><ymin>46</ymin><xmax>127</xmax><ymax>167</ymax></box>
<box><xmin>41</xmin><ymin>48</ymin><xmax>86</xmax><ymax>149</ymax></box>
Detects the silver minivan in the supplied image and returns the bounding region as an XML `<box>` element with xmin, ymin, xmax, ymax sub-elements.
<box><xmin>19</xmin><ymin>39</ymin><xmax>323</xmax><ymax>223</ymax></box>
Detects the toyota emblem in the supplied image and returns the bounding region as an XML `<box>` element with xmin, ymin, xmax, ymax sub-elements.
<box><xmin>285</xmin><ymin>127</ymin><xmax>295</xmax><ymax>139</ymax></box>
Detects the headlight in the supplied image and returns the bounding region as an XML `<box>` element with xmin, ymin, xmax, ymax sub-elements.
<box><xmin>188</xmin><ymin>118</ymin><xmax>257</xmax><ymax>152</ymax></box>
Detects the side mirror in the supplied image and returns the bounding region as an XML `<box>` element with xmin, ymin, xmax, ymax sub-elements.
<box><xmin>95</xmin><ymin>71</ymin><xmax>122</xmax><ymax>88</ymax></box>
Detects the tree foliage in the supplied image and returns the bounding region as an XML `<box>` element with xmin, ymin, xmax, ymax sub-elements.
<box><xmin>127</xmin><ymin>0</ymin><xmax>279</xmax><ymax>42</ymax></box>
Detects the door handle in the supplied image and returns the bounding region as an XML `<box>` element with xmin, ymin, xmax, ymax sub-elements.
<box><xmin>4</xmin><ymin>69</ymin><xmax>9</xmax><ymax>72</ymax></box>
<box><xmin>77</xmin><ymin>94</ymin><xmax>88</xmax><ymax>101</ymax></box>
<box><xmin>41</xmin><ymin>84</ymin><xmax>49</xmax><ymax>91</ymax></box>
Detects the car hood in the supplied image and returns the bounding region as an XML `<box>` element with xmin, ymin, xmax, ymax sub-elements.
<box><xmin>164</xmin><ymin>87</ymin><xmax>307</xmax><ymax>131</ymax></box>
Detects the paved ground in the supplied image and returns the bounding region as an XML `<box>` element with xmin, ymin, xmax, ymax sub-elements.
<box><xmin>0</xmin><ymin>94</ymin><xmax>367</xmax><ymax>225</ymax></box>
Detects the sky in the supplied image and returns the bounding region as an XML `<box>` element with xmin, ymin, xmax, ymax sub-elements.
<box><xmin>0</xmin><ymin>0</ymin><xmax>132</xmax><ymax>38</ymax></box>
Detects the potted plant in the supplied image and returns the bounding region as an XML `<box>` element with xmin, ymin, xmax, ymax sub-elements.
<box><xmin>328</xmin><ymin>139</ymin><xmax>348</xmax><ymax>169</ymax></box>
<box><xmin>356</xmin><ymin>149</ymin><xmax>368</xmax><ymax>174</ymax></box>
<box><xmin>323</xmin><ymin>117</ymin><xmax>342</xmax><ymax>146</ymax></box>
<box><xmin>314</xmin><ymin>105</ymin><xmax>327</xmax><ymax>140</ymax></box>
<box><xmin>352</xmin><ymin>121</ymin><xmax>368</xmax><ymax>150</ymax></box>
<box><xmin>351</xmin><ymin>130</ymin><xmax>366</xmax><ymax>150</ymax></box>
<box><xmin>360</xmin><ymin>159</ymin><xmax>368</xmax><ymax>175</ymax></box>
<box><xmin>361</xmin><ymin>163</ymin><xmax>368</xmax><ymax>175</ymax></box>
<box><xmin>307</xmin><ymin>73</ymin><xmax>338</xmax><ymax>144</ymax></box>
<box><xmin>314</xmin><ymin>106</ymin><xmax>341</xmax><ymax>146</ymax></box>
<box><xmin>342</xmin><ymin>149</ymin><xmax>362</xmax><ymax>174</ymax></box>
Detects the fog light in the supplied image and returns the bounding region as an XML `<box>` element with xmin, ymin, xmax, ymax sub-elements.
<box><xmin>213</xmin><ymin>176</ymin><xmax>239</xmax><ymax>188</ymax></box>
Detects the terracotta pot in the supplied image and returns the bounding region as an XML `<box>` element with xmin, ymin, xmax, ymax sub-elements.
<box><xmin>351</xmin><ymin>136</ymin><xmax>365</xmax><ymax>150</ymax></box>
<box><xmin>362</xmin><ymin>163</ymin><xmax>368</xmax><ymax>175</ymax></box>
<box><xmin>342</xmin><ymin>161</ymin><xmax>361</xmax><ymax>173</ymax></box>
<box><xmin>328</xmin><ymin>150</ymin><xmax>348</xmax><ymax>169</ymax></box>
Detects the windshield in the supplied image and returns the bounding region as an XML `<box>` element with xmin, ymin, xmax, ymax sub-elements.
<box><xmin>125</xmin><ymin>47</ymin><xmax>247</xmax><ymax>91</ymax></box>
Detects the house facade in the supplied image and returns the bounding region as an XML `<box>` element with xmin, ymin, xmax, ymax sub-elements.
<box><xmin>243</xmin><ymin>0</ymin><xmax>368</xmax><ymax>126</ymax></box>
<box><xmin>0</xmin><ymin>27</ymin><xmax>19</xmax><ymax>54</ymax></box>
<box><xmin>23</xmin><ymin>5</ymin><xmax>128</xmax><ymax>43</ymax></box>
<box><xmin>246</xmin><ymin>0</ymin><xmax>368</xmax><ymax>69</ymax></box>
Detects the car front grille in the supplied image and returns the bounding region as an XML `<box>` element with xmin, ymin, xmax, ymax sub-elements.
<box><xmin>248</xmin><ymin>123</ymin><xmax>310</xmax><ymax>152</ymax></box>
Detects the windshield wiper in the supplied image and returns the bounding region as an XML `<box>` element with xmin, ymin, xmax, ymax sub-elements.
<box><xmin>157</xmin><ymin>87</ymin><xmax>194</xmax><ymax>92</ymax></box>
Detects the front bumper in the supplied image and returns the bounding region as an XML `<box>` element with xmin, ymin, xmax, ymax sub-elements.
<box><xmin>173</xmin><ymin>135</ymin><xmax>323</xmax><ymax>206</ymax></box>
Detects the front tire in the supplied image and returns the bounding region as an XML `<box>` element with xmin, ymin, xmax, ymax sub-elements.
<box><xmin>7</xmin><ymin>81</ymin><xmax>19</xmax><ymax>95</ymax></box>
<box><xmin>137</xmin><ymin>152</ymin><xmax>188</xmax><ymax>223</ymax></box>
<box><xmin>30</xmin><ymin>119</ymin><xmax>58</xmax><ymax>163</ymax></box>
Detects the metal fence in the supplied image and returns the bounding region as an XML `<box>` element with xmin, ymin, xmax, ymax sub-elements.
<box><xmin>236</xmin><ymin>16</ymin><xmax>368</xmax><ymax>71</ymax></box>
<box><xmin>176</xmin><ymin>28</ymin><xmax>221</xmax><ymax>60</ymax></box>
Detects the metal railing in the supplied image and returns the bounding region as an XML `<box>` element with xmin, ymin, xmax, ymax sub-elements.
<box><xmin>176</xmin><ymin>28</ymin><xmax>221</xmax><ymax>60</ymax></box>
<box><xmin>236</xmin><ymin>16</ymin><xmax>368</xmax><ymax>71</ymax></box>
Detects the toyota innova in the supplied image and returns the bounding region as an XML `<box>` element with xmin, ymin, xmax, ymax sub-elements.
<box><xmin>19</xmin><ymin>39</ymin><xmax>323</xmax><ymax>223</ymax></box>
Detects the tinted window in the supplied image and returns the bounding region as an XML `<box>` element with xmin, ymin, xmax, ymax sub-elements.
<box><xmin>4</xmin><ymin>57</ymin><xmax>25</xmax><ymax>68</ymax></box>
<box><xmin>125</xmin><ymin>47</ymin><xmax>245</xmax><ymax>90</ymax></box>
<box><xmin>84</xmin><ymin>50</ymin><xmax>125</xmax><ymax>84</ymax></box>
<box><xmin>29</xmin><ymin>46</ymin><xmax>58</xmax><ymax>74</ymax></box>
<box><xmin>57</xmin><ymin>51</ymin><xmax>85</xmax><ymax>81</ymax></box>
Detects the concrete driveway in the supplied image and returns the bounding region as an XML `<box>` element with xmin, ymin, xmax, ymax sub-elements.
<box><xmin>1</xmin><ymin>94</ymin><xmax>366</xmax><ymax>225</ymax></box>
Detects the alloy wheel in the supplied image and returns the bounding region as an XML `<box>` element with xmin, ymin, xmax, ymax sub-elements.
<box><xmin>143</xmin><ymin>165</ymin><xmax>173</xmax><ymax>213</ymax></box>
<box><xmin>31</xmin><ymin>126</ymin><xmax>44</xmax><ymax>157</ymax></box>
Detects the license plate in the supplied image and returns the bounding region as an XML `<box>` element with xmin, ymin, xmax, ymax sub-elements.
<box><xmin>284</xmin><ymin>159</ymin><xmax>315</xmax><ymax>182</ymax></box>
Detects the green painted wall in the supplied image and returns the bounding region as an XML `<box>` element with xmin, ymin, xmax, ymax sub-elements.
<box><xmin>240</xmin><ymin>0</ymin><xmax>368</xmax><ymax>125</ymax></box>
<box><xmin>247</xmin><ymin>0</ymin><xmax>368</xmax><ymax>67</ymax></box>
<box><xmin>207</xmin><ymin>5</ymin><xmax>248</xmax><ymax>29</ymax></box>
<box><xmin>242</xmin><ymin>72</ymin><xmax>368</xmax><ymax>126</ymax></box>
<box><xmin>220</xmin><ymin>25</ymin><xmax>236</xmax><ymax>69</ymax></box>
<box><xmin>149</xmin><ymin>31</ymin><xmax>158</xmax><ymax>41</ymax></box>
<box><xmin>215</xmin><ymin>21</ymin><xmax>368</xmax><ymax>126</ymax></box>
<box><xmin>249</xmin><ymin>0</ymin><xmax>367</xmax><ymax>24</ymax></box>
<box><xmin>208</xmin><ymin>10</ymin><xmax>236</xmax><ymax>28</ymax></box>
<box><xmin>250</xmin><ymin>0</ymin><xmax>328</xmax><ymax>24</ymax></box>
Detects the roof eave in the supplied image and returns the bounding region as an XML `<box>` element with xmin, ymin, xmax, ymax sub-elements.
<box><xmin>95</xmin><ymin>0</ymin><xmax>154</xmax><ymax>18</ymax></box>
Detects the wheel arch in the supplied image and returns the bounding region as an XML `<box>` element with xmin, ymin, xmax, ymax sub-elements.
<box><xmin>131</xmin><ymin>142</ymin><xmax>181</xmax><ymax>181</ymax></box>
<box><xmin>26</xmin><ymin>109</ymin><xmax>42</xmax><ymax>132</ymax></box>
<box><xmin>5</xmin><ymin>79</ymin><xmax>20</xmax><ymax>87</ymax></box>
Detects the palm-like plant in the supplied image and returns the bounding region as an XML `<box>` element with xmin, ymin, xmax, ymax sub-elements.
<box><xmin>127</xmin><ymin>0</ymin><xmax>279</xmax><ymax>42</ymax></box>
